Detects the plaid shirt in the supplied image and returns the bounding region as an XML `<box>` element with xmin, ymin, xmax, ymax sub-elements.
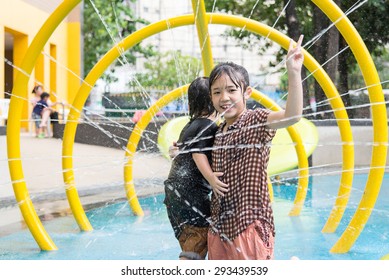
<box><xmin>210</xmin><ymin>109</ymin><xmax>276</xmax><ymax>242</ymax></box>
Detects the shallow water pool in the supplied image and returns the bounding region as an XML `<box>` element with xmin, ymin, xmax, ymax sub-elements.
<box><xmin>0</xmin><ymin>173</ymin><xmax>388</xmax><ymax>260</ymax></box>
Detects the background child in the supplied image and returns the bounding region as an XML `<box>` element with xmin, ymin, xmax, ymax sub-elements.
<box><xmin>31</xmin><ymin>85</ymin><xmax>64</xmax><ymax>137</ymax></box>
<box><xmin>207</xmin><ymin>35</ymin><xmax>304</xmax><ymax>260</ymax></box>
<box><xmin>31</xmin><ymin>85</ymin><xmax>45</xmax><ymax>137</ymax></box>
<box><xmin>163</xmin><ymin>77</ymin><xmax>227</xmax><ymax>260</ymax></box>
<box><xmin>32</xmin><ymin>92</ymin><xmax>53</xmax><ymax>138</ymax></box>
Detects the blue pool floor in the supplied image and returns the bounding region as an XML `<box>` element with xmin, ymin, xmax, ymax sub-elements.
<box><xmin>0</xmin><ymin>173</ymin><xmax>388</xmax><ymax>260</ymax></box>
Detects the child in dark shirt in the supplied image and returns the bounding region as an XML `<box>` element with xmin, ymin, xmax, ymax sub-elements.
<box><xmin>164</xmin><ymin>77</ymin><xmax>227</xmax><ymax>260</ymax></box>
<box><xmin>32</xmin><ymin>92</ymin><xmax>53</xmax><ymax>138</ymax></box>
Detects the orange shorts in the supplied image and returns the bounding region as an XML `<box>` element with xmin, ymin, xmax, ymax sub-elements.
<box><xmin>178</xmin><ymin>225</ymin><xmax>208</xmax><ymax>260</ymax></box>
<box><xmin>208</xmin><ymin>220</ymin><xmax>274</xmax><ymax>260</ymax></box>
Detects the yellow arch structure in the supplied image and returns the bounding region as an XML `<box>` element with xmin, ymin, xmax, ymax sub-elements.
<box><xmin>6</xmin><ymin>0</ymin><xmax>81</xmax><ymax>251</ymax></box>
<box><xmin>191</xmin><ymin>0</ymin><xmax>214</xmax><ymax>76</ymax></box>
<box><xmin>313</xmin><ymin>0</ymin><xmax>387</xmax><ymax>253</ymax></box>
<box><xmin>124</xmin><ymin>86</ymin><xmax>186</xmax><ymax>215</ymax></box>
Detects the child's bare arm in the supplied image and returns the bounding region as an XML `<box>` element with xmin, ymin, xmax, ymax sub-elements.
<box><xmin>192</xmin><ymin>153</ymin><xmax>228</xmax><ymax>197</ymax></box>
<box><xmin>267</xmin><ymin>35</ymin><xmax>304</xmax><ymax>129</ymax></box>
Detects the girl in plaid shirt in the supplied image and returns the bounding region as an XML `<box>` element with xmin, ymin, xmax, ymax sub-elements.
<box><xmin>207</xmin><ymin>35</ymin><xmax>304</xmax><ymax>260</ymax></box>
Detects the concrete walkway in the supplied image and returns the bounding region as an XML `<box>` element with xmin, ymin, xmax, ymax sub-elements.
<box><xmin>0</xmin><ymin>134</ymin><xmax>170</xmax><ymax>229</ymax></box>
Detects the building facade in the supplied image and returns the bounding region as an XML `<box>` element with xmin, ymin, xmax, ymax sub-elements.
<box><xmin>95</xmin><ymin>0</ymin><xmax>281</xmax><ymax>95</ymax></box>
<box><xmin>135</xmin><ymin>0</ymin><xmax>280</xmax><ymax>79</ymax></box>
<box><xmin>0</xmin><ymin>0</ymin><xmax>82</xmax><ymax>130</ymax></box>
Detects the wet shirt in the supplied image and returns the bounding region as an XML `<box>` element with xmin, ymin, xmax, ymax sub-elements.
<box><xmin>164</xmin><ymin>118</ymin><xmax>218</xmax><ymax>239</ymax></box>
<box><xmin>210</xmin><ymin>109</ymin><xmax>277</xmax><ymax>242</ymax></box>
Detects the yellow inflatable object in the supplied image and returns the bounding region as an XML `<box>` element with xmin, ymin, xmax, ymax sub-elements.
<box><xmin>158</xmin><ymin>116</ymin><xmax>318</xmax><ymax>176</ymax></box>
<box><xmin>268</xmin><ymin>118</ymin><xmax>318</xmax><ymax>175</ymax></box>
<box><xmin>380</xmin><ymin>254</ymin><xmax>389</xmax><ymax>260</ymax></box>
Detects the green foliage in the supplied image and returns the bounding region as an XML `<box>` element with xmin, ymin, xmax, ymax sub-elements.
<box><xmin>83</xmin><ymin>0</ymin><xmax>155</xmax><ymax>82</ymax></box>
<box><xmin>134</xmin><ymin>51</ymin><xmax>202</xmax><ymax>88</ymax></box>
<box><xmin>279</xmin><ymin>73</ymin><xmax>288</xmax><ymax>93</ymax></box>
<box><xmin>205</xmin><ymin>0</ymin><xmax>314</xmax><ymax>61</ymax></box>
<box><xmin>339</xmin><ymin>0</ymin><xmax>389</xmax><ymax>68</ymax></box>
<box><xmin>205</xmin><ymin>0</ymin><xmax>389</xmax><ymax>69</ymax></box>
<box><xmin>349</xmin><ymin>47</ymin><xmax>389</xmax><ymax>89</ymax></box>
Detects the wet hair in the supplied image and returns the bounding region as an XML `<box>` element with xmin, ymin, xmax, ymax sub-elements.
<box><xmin>209</xmin><ymin>62</ymin><xmax>249</xmax><ymax>93</ymax></box>
<box><xmin>40</xmin><ymin>92</ymin><xmax>50</xmax><ymax>100</ymax></box>
<box><xmin>188</xmin><ymin>77</ymin><xmax>214</xmax><ymax>121</ymax></box>
<box><xmin>32</xmin><ymin>85</ymin><xmax>43</xmax><ymax>94</ymax></box>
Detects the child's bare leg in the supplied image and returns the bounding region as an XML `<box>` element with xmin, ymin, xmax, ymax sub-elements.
<box><xmin>40</xmin><ymin>108</ymin><xmax>51</xmax><ymax>127</ymax></box>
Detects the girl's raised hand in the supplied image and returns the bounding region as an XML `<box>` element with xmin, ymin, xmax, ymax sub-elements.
<box><xmin>286</xmin><ymin>34</ymin><xmax>304</xmax><ymax>73</ymax></box>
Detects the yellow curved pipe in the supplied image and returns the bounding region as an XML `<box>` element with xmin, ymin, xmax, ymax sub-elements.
<box><xmin>312</xmin><ymin>0</ymin><xmax>387</xmax><ymax>253</ymax></box>
<box><xmin>267</xmin><ymin>180</ymin><xmax>273</xmax><ymax>203</ymax></box>
<box><xmin>124</xmin><ymin>86</ymin><xmax>188</xmax><ymax>215</ymax></box>
<box><xmin>191</xmin><ymin>0</ymin><xmax>214</xmax><ymax>76</ymax></box>
<box><xmin>6</xmin><ymin>0</ymin><xmax>82</xmax><ymax>251</ymax></box>
<box><xmin>66</xmin><ymin>14</ymin><xmax>350</xmax><ymax>220</ymax></box>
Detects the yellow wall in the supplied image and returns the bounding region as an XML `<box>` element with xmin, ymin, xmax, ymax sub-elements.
<box><xmin>50</xmin><ymin>44</ymin><xmax>57</xmax><ymax>103</ymax></box>
<box><xmin>35</xmin><ymin>53</ymin><xmax>45</xmax><ymax>86</ymax></box>
<box><xmin>67</xmin><ymin>22</ymin><xmax>81</xmax><ymax>104</ymax></box>
<box><xmin>0</xmin><ymin>0</ymin><xmax>81</xmax><ymax>130</ymax></box>
<box><xmin>14</xmin><ymin>30</ymin><xmax>29</xmax><ymax>128</ymax></box>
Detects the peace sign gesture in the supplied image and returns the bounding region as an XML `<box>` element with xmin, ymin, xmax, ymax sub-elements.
<box><xmin>286</xmin><ymin>34</ymin><xmax>304</xmax><ymax>73</ymax></box>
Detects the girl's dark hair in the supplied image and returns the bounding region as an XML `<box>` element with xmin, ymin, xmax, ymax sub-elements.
<box><xmin>32</xmin><ymin>85</ymin><xmax>42</xmax><ymax>94</ymax></box>
<box><xmin>188</xmin><ymin>77</ymin><xmax>214</xmax><ymax>121</ymax></box>
<box><xmin>209</xmin><ymin>62</ymin><xmax>249</xmax><ymax>92</ymax></box>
